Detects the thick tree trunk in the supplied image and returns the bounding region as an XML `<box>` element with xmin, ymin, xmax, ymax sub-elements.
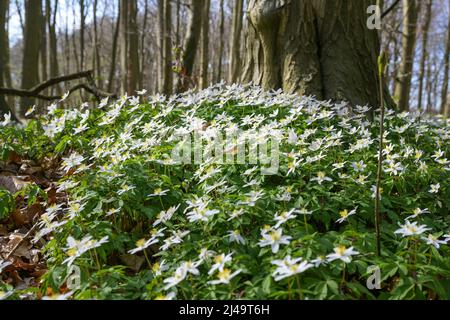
<box><xmin>417</xmin><ymin>0</ymin><xmax>432</xmax><ymax>112</ymax></box>
<box><xmin>394</xmin><ymin>0</ymin><xmax>420</xmax><ymax>112</ymax></box>
<box><xmin>242</xmin><ymin>0</ymin><xmax>384</xmax><ymax>110</ymax></box>
<box><xmin>441</xmin><ymin>0</ymin><xmax>450</xmax><ymax>116</ymax></box>
<box><xmin>119</xmin><ymin>0</ymin><xmax>139</xmax><ymax>94</ymax></box>
<box><xmin>20</xmin><ymin>0</ymin><xmax>42</xmax><ymax>117</ymax></box>
<box><xmin>176</xmin><ymin>0</ymin><xmax>203</xmax><ymax>93</ymax></box>
<box><xmin>200</xmin><ymin>0</ymin><xmax>210</xmax><ymax>89</ymax></box>
<box><xmin>229</xmin><ymin>0</ymin><xmax>244</xmax><ymax>83</ymax></box>
<box><xmin>162</xmin><ymin>0</ymin><xmax>173</xmax><ymax>94</ymax></box>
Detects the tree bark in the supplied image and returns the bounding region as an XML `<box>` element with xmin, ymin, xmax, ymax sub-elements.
<box><xmin>215</xmin><ymin>0</ymin><xmax>225</xmax><ymax>83</ymax></box>
<box><xmin>46</xmin><ymin>0</ymin><xmax>59</xmax><ymax>95</ymax></box>
<box><xmin>200</xmin><ymin>0</ymin><xmax>210</xmax><ymax>89</ymax></box>
<box><xmin>242</xmin><ymin>0</ymin><xmax>385</xmax><ymax>110</ymax></box>
<box><xmin>157</xmin><ymin>0</ymin><xmax>164</xmax><ymax>92</ymax></box>
<box><xmin>0</xmin><ymin>0</ymin><xmax>13</xmax><ymax>117</ymax></box>
<box><xmin>20</xmin><ymin>0</ymin><xmax>42</xmax><ymax>117</ymax></box>
<box><xmin>417</xmin><ymin>0</ymin><xmax>432</xmax><ymax>112</ymax></box>
<box><xmin>119</xmin><ymin>0</ymin><xmax>139</xmax><ymax>94</ymax></box>
<box><xmin>93</xmin><ymin>0</ymin><xmax>102</xmax><ymax>89</ymax></box>
<box><xmin>176</xmin><ymin>0</ymin><xmax>203</xmax><ymax>93</ymax></box>
<box><xmin>394</xmin><ymin>0</ymin><xmax>420</xmax><ymax>112</ymax></box>
<box><xmin>108</xmin><ymin>6</ymin><xmax>120</xmax><ymax>93</ymax></box>
<box><xmin>79</xmin><ymin>0</ymin><xmax>86</xmax><ymax>72</ymax></box>
<box><xmin>229</xmin><ymin>0</ymin><xmax>244</xmax><ymax>83</ymax></box>
<box><xmin>441</xmin><ymin>0</ymin><xmax>450</xmax><ymax>116</ymax></box>
<box><xmin>162</xmin><ymin>0</ymin><xmax>173</xmax><ymax>94</ymax></box>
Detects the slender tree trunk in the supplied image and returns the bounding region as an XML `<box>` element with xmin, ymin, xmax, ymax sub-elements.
<box><xmin>200</xmin><ymin>0</ymin><xmax>210</xmax><ymax>89</ymax></box>
<box><xmin>93</xmin><ymin>0</ymin><xmax>102</xmax><ymax>89</ymax></box>
<box><xmin>108</xmin><ymin>6</ymin><xmax>120</xmax><ymax>93</ymax></box>
<box><xmin>175</xmin><ymin>0</ymin><xmax>203</xmax><ymax>93</ymax></box>
<box><xmin>417</xmin><ymin>0</ymin><xmax>432</xmax><ymax>112</ymax></box>
<box><xmin>158</xmin><ymin>0</ymin><xmax>164</xmax><ymax>92</ymax></box>
<box><xmin>20</xmin><ymin>0</ymin><xmax>42</xmax><ymax>116</ymax></box>
<box><xmin>175</xmin><ymin>0</ymin><xmax>181</xmax><ymax>47</ymax></box>
<box><xmin>229</xmin><ymin>0</ymin><xmax>244</xmax><ymax>83</ymax></box>
<box><xmin>40</xmin><ymin>1</ymin><xmax>47</xmax><ymax>84</ymax></box>
<box><xmin>441</xmin><ymin>0</ymin><xmax>450</xmax><ymax>116</ymax></box>
<box><xmin>139</xmin><ymin>0</ymin><xmax>149</xmax><ymax>89</ymax></box>
<box><xmin>242</xmin><ymin>0</ymin><xmax>386</xmax><ymax>110</ymax></box>
<box><xmin>0</xmin><ymin>0</ymin><xmax>13</xmax><ymax>117</ymax></box>
<box><xmin>46</xmin><ymin>0</ymin><xmax>59</xmax><ymax>95</ymax></box>
<box><xmin>79</xmin><ymin>0</ymin><xmax>86</xmax><ymax>71</ymax></box>
<box><xmin>162</xmin><ymin>0</ymin><xmax>173</xmax><ymax>94</ymax></box>
<box><xmin>215</xmin><ymin>0</ymin><xmax>225</xmax><ymax>83</ymax></box>
<box><xmin>394</xmin><ymin>0</ymin><xmax>420</xmax><ymax>112</ymax></box>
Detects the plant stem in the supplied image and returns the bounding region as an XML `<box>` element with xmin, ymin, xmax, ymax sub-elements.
<box><xmin>296</xmin><ymin>274</ymin><xmax>303</xmax><ymax>300</ymax></box>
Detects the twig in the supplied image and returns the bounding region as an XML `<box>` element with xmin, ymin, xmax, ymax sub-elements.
<box><xmin>375</xmin><ymin>51</ymin><xmax>388</xmax><ymax>257</ymax></box>
<box><xmin>5</xmin><ymin>222</ymin><xmax>39</xmax><ymax>260</ymax></box>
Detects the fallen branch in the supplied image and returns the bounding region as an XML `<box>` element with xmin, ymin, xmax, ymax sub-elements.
<box><xmin>0</xmin><ymin>70</ymin><xmax>116</xmax><ymax>102</ymax></box>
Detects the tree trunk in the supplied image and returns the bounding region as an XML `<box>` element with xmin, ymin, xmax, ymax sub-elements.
<box><xmin>0</xmin><ymin>0</ymin><xmax>13</xmax><ymax>117</ymax></box>
<box><xmin>394</xmin><ymin>0</ymin><xmax>420</xmax><ymax>112</ymax></box>
<box><xmin>229</xmin><ymin>0</ymin><xmax>244</xmax><ymax>83</ymax></box>
<box><xmin>119</xmin><ymin>0</ymin><xmax>139</xmax><ymax>94</ymax></box>
<box><xmin>441</xmin><ymin>0</ymin><xmax>450</xmax><ymax>116</ymax></box>
<box><xmin>93</xmin><ymin>0</ymin><xmax>102</xmax><ymax>89</ymax></box>
<box><xmin>176</xmin><ymin>0</ymin><xmax>203</xmax><ymax>93</ymax></box>
<box><xmin>20</xmin><ymin>0</ymin><xmax>42</xmax><ymax>117</ymax></box>
<box><xmin>215</xmin><ymin>0</ymin><xmax>225</xmax><ymax>83</ymax></box>
<box><xmin>200</xmin><ymin>0</ymin><xmax>210</xmax><ymax>89</ymax></box>
<box><xmin>162</xmin><ymin>0</ymin><xmax>173</xmax><ymax>94</ymax></box>
<box><xmin>139</xmin><ymin>0</ymin><xmax>149</xmax><ymax>89</ymax></box>
<box><xmin>46</xmin><ymin>0</ymin><xmax>59</xmax><ymax>95</ymax></box>
<box><xmin>417</xmin><ymin>0</ymin><xmax>432</xmax><ymax>112</ymax></box>
<box><xmin>79</xmin><ymin>0</ymin><xmax>86</xmax><ymax>72</ymax></box>
<box><xmin>108</xmin><ymin>7</ymin><xmax>120</xmax><ymax>93</ymax></box>
<box><xmin>242</xmin><ymin>0</ymin><xmax>385</xmax><ymax>110</ymax></box>
<box><xmin>40</xmin><ymin>1</ymin><xmax>47</xmax><ymax>84</ymax></box>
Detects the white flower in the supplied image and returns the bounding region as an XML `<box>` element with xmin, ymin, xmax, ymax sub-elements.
<box><xmin>180</xmin><ymin>260</ymin><xmax>202</xmax><ymax>276</ymax></box>
<box><xmin>311</xmin><ymin>255</ymin><xmax>328</xmax><ymax>267</ymax></box>
<box><xmin>60</xmin><ymin>91</ymin><xmax>70</xmax><ymax>101</ymax></box>
<box><xmin>0</xmin><ymin>112</ymin><xmax>11</xmax><ymax>126</ymax></box>
<box><xmin>394</xmin><ymin>221</ymin><xmax>431</xmax><ymax>237</ymax></box>
<box><xmin>273</xmin><ymin>208</ymin><xmax>298</xmax><ymax>228</ymax></box>
<box><xmin>384</xmin><ymin>161</ymin><xmax>404</xmax><ymax>176</ymax></box>
<box><xmin>326</xmin><ymin>245</ymin><xmax>359</xmax><ymax>263</ymax></box>
<box><xmin>429</xmin><ymin>183</ymin><xmax>440</xmax><ymax>193</ymax></box>
<box><xmin>271</xmin><ymin>255</ymin><xmax>313</xmax><ymax>281</ymax></box>
<box><xmin>351</xmin><ymin>160</ymin><xmax>366</xmax><ymax>172</ymax></box>
<box><xmin>186</xmin><ymin>206</ymin><xmax>219</xmax><ymax>223</ymax></box>
<box><xmin>61</xmin><ymin>153</ymin><xmax>84</xmax><ymax>172</ymax></box>
<box><xmin>148</xmin><ymin>188</ymin><xmax>169</xmax><ymax>197</ymax></box>
<box><xmin>63</xmin><ymin>235</ymin><xmax>109</xmax><ymax>266</ymax></box>
<box><xmin>208</xmin><ymin>253</ymin><xmax>233</xmax><ymax>275</ymax></box>
<box><xmin>136</xmin><ymin>89</ymin><xmax>147</xmax><ymax>95</ymax></box>
<box><xmin>117</xmin><ymin>184</ymin><xmax>136</xmax><ymax>195</ymax></box>
<box><xmin>311</xmin><ymin>171</ymin><xmax>332</xmax><ymax>185</ymax></box>
<box><xmin>198</xmin><ymin>248</ymin><xmax>216</xmax><ymax>262</ymax></box>
<box><xmin>336</xmin><ymin>208</ymin><xmax>357</xmax><ymax>224</ymax></box>
<box><xmin>421</xmin><ymin>234</ymin><xmax>447</xmax><ymax>249</ymax></box>
<box><xmin>0</xmin><ymin>290</ymin><xmax>13</xmax><ymax>300</ymax></box>
<box><xmin>25</xmin><ymin>105</ymin><xmax>36</xmax><ymax>116</ymax></box>
<box><xmin>227</xmin><ymin>209</ymin><xmax>244</xmax><ymax>221</ymax></box>
<box><xmin>128</xmin><ymin>237</ymin><xmax>159</xmax><ymax>254</ymax></box>
<box><xmin>153</xmin><ymin>204</ymin><xmax>180</xmax><ymax>226</ymax></box>
<box><xmin>227</xmin><ymin>230</ymin><xmax>246</xmax><ymax>244</ymax></box>
<box><xmin>163</xmin><ymin>266</ymin><xmax>187</xmax><ymax>290</ymax></box>
<box><xmin>208</xmin><ymin>268</ymin><xmax>242</xmax><ymax>285</ymax></box>
<box><xmin>407</xmin><ymin>208</ymin><xmax>430</xmax><ymax>220</ymax></box>
<box><xmin>152</xmin><ymin>260</ymin><xmax>169</xmax><ymax>276</ymax></box>
<box><xmin>258</xmin><ymin>228</ymin><xmax>291</xmax><ymax>253</ymax></box>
